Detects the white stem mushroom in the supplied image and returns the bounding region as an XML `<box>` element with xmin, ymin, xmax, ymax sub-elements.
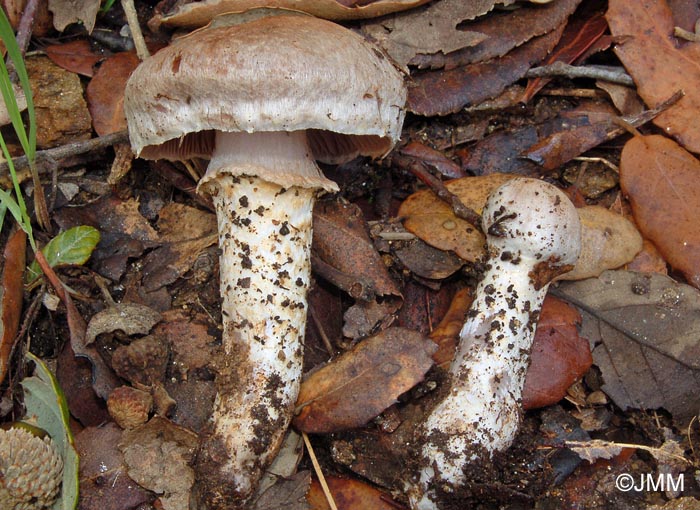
<box><xmin>408</xmin><ymin>178</ymin><xmax>582</xmax><ymax>510</ymax></box>
<box><xmin>123</xmin><ymin>11</ymin><xmax>406</xmax><ymax>509</ymax></box>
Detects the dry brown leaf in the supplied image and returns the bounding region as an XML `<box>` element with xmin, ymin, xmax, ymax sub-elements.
<box><xmin>429</xmin><ymin>286</ymin><xmax>474</xmax><ymax>367</ymax></box>
<box><xmin>620</xmin><ymin>135</ymin><xmax>700</xmax><ymax>288</ymax></box>
<box><xmin>45</xmin><ymin>39</ymin><xmax>103</xmax><ymax>77</ymax></box>
<box><xmin>607</xmin><ymin>0</ymin><xmax>700</xmax><ymax>153</ymax></box>
<box><xmin>559</xmin><ymin>206</ymin><xmax>642</xmax><ymax>281</ymax></box>
<box><xmin>85</xmin><ymin>302</ymin><xmax>162</xmax><ymax>345</ymax></box>
<box><xmin>407</xmin><ymin>23</ymin><xmax>564</xmax><ymax>116</ymax></box>
<box><xmin>156</xmin><ymin>203</ymin><xmax>217</xmax><ymax>243</ymax></box>
<box><xmin>360</xmin><ymin>0</ymin><xmax>495</xmax><ymax>70</ymax></box>
<box><xmin>294</xmin><ymin>327</ymin><xmax>436</xmax><ymax>433</ymax></box>
<box><xmin>153</xmin><ymin>0</ymin><xmax>432</xmax><ymax>28</ymax></box>
<box><xmin>313</xmin><ymin>200</ymin><xmax>400</xmax><ymax>298</ymax></box>
<box><xmin>49</xmin><ymin>0</ymin><xmax>100</xmax><ymax>32</ymax></box>
<box><xmin>141</xmin><ymin>234</ymin><xmax>218</xmax><ymax>292</ymax></box>
<box><xmin>555</xmin><ymin>270</ymin><xmax>700</xmax><ymax>427</ymax></box>
<box><xmin>0</xmin><ymin>229</ymin><xmax>25</xmax><ymax>385</ymax></box>
<box><xmin>86</xmin><ymin>51</ymin><xmax>140</xmax><ymax>136</ymax></box>
<box><xmin>119</xmin><ymin>416</ymin><xmax>198</xmax><ymax>510</ymax></box>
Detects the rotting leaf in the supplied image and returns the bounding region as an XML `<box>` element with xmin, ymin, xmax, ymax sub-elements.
<box><xmin>141</xmin><ymin>234</ymin><xmax>218</xmax><ymax>292</ymax></box>
<box><xmin>0</xmin><ymin>229</ymin><xmax>25</xmax><ymax>385</ymax></box>
<box><xmin>85</xmin><ymin>302</ymin><xmax>162</xmax><ymax>345</ymax></box>
<box><xmin>152</xmin><ymin>0</ymin><xmax>432</xmax><ymax>29</ymax></box>
<box><xmin>313</xmin><ymin>200</ymin><xmax>400</xmax><ymax>299</ymax></box>
<box><xmin>407</xmin><ymin>22</ymin><xmax>565</xmax><ymax>116</ymax></box>
<box><xmin>254</xmin><ymin>470</ymin><xmax>310</xmax><ymax>510</ymax></box>
<box><xmin>119</xmin><ymin>416</ymin><xmax>198</xmax><ymax>510</ymax></box>
<box><xmin>607</xmin><ymin>0</ymin><xmax>700</xmax><ymax>154</ymax></box>
<box><xmin>620</xmin><ymin>134</ymin><xmax>700</xmax><ymax>289</ymax></box>
<box><xmin>294</xmin><ymin>327</ymin><xmax>436</xmax><ymax>433</ymax></box>
<box><xmin>553</xmin><ymin>270</ymin><xmax>700</xmax><ymax>427</ymax></box>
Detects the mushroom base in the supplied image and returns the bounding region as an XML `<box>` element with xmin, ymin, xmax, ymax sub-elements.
<box><xmin>192</xmin><ymin>174</ymin><xmax>316</xmax><ymax>509</ymax></box>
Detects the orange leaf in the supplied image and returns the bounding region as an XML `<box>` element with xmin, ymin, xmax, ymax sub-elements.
<box><xmin>607</xmin><ymin>0</ymin><xmax>700</xmax><ymax>153</ymax></box>
<box><xmin>0</xmin><ymin>229</ymin><xmax>26</xmax><ymax>384</ymax></box>
<box><xmin>620</xmin><ymin>134</ymin><xmax>700</xmax><ymax>288</ymax></box>
<box><xmin>307</xmin><ymin>475</ymin><xmax>405</xmax><ymax>510</ymax></box>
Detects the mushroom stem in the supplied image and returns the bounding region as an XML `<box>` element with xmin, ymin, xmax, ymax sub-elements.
<box><xmin>192</xmin><ymin>131</ymin><xmax>334</xmax><ymax>508</ymax></box>
<box><xmin>408</xmin><ymin>178</ymin><xmax>581</xmax><ymax>510</ymax></box>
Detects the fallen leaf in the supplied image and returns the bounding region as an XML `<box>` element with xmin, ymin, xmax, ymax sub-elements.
<box><xmin>607</xmin><ymin>0</ymin><xmax>700</xmax><ymax>153</ymax></box>
<box><xmin>398</xmin><ymin>141</ymin><xmax>463</xmax><ymax>179</ymax></box>
<box><xmin>0</xmin><ymin>229</ymin><xmax>25</xmax><ymax>384</ymax></box>
<box><xmin>313</xmin><ymin>200</ymin><xmax>400</xmax><ymax>299</ymax></box>
<box><xmin>410</xmin><ymin>0</ymin><xmax>581</xmax><ymax>70</ymax></box>
<box><xmin>111</xmin><ymin>334</ymin><xmax>169</xmax><ymax>387</ymax></box>
<box><xmin>45</xmin><ymin>39</ymin><xmax>103</xmax><ymax>77</ymax></box>
<box><xmin>428</xmin><ymin>286</ymin><xmax>474</xmax><ymax>367</ymax></box>
<box><xmin>307</xmin><ymin>475</ymin><xmax>404</xmax><ymax>510</ymax></box>
<box><xmin>141</xmin><ymin>234</ymin><xmax>218</xmax><ymax>292</ymax></box>
<box><xmin>407</xmin><ymin>23</ymin><xmax>565</xmax><ymax>116</ymax></box>
<box><xmin>359</xmin><ymin>0</ymin><xmax>494</xmax><ymax>70</ymax></box>
<box><xmin>85</xmin><ymin>302</ymin><xmax>162</xmax><ymax>345</ymax></box>
<box><xmin>256</xmin><ymin>430</ymin><xmax>305</xmax><ymax>500</ymax></box>
<box><xmin>254</xmin><ymin>471</ymin><xmax>310</xmax><ymax>510</ymax></box>
<box><xmin>294</xmin><ymin>327</ymin><xmax>436</xmax><ymax>433</ymax></box>
<box><xmin>119</xmin><ymin>416</ymin><xmax>198</xmax><ymax>510</ymax></box>
<box><xmin>522</xmin><ymin>295</ymin><xmax>592</xmax><ymax>410</ymax></box>
<box><xmin>554</xmin><ymin>270</ymin><xmax>700</xmax><ymax>427</ymax></box>
<box><xmin>76</xmin><ymin>423</ymin><xmax>153</xmax><ymax>510</ymax></box>
<box><xmin>620</xmin><ymin>135</ymin><xmax>700</xmax><ymax>288</ymax></box>
<box><xmin>565</xmin><ymin>439</ymin><xmax>624</xmax><ymax>463</ymax></box>
<box><xmin>86</xmin><ymin>51</ymin><xmax>140</xmax><ymax>136</ymax></box>
<box><xmin>152</xmin><ymin>0</ymin><xmax>432</xmax><ymax>29</ymax></box>
<box><xmin>393</xmin><ymin>238</ymin><xmax>464</xmax><ymax>280</ymax></box>
<box><xmin>27</xmin><ymin>55</ymin><xmax>92</xmax><ymax>149</ymax></box>
<box><xmin>49</xmin><ymin>0</ymin><xmax>100</xmax><ymax>32</ymax></box>
<box><xmin>399</xmin><ymin>173</ymin><xmax>514</xmax><ymax>262</ymax></box>
<box><xmin>156</xmin><ymin>202</ymin><xmax>217</xmax><ymax>243</ymax></box>
<box><xmin>341</xmin><ymin>299</ymin><xmax>401</xmax><ymax>340</ymax></box>
<box><xmin>559</xmin><ymin>206</ymin><xmax>642</xmax><ymax>281</ymax></box>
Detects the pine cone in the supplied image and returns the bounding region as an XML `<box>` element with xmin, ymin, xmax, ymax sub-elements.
<box><xmin>0</xmin><ymin>426</ymin><xmax>63</xmax><ymax>510</ymax></box>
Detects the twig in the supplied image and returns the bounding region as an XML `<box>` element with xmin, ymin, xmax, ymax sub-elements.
<box><xmin>525</xmin><ymin>61</ymin><xmax>635</xmax><ymax>87</ymax></box>
<box><xmin>15</xmin><ymin>0</ymin><xmax>40</xmax><ymax>57</ymax></box>
<box><xmin>121</xmin><ymin>0</ymin><xmax>150</xmax><ymax>60</ymax></box>
<box><xmin>0</xmin><ymin>130</ymin><xmax>129</xmax><ymax>185</ymax></box>
<box><xmin>302</xmin><ymin>432</ymin><xmax>338</xmax><ymax>510</ymax></box>
<box><xmin>392</xmin><ymin>153</ymin><xmax>482</xmax><ymax>229</ymax></box>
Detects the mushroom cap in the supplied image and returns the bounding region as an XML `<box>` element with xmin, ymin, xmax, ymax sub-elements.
<box><xmin>124</xmin><ymin>12</ymin><xmax>407</xmax><ymax>165</ymax></box>
<box><xmin>481</xmin><ymin>177</ymin><xmax>582</xmax><ymax>267</ymax></box>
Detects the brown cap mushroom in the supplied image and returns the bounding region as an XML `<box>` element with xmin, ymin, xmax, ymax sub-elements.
<box><xmin>124</xmin><ymin>10</ymin><xmax>406</xmax><ymax>509</ymax></box>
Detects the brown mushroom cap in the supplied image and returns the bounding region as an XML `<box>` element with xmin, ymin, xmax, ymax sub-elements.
<box><xmin>124</xmin><ymin>12</ymin><xmax>407</xmax><ymax>166</ymax></box>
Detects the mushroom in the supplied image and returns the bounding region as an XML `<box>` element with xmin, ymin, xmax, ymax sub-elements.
<box><xmin>408</xmin><ymin>177</ymin><xmax>582</xmax><ymax>509</ymax></box>
<box><xmin>123</xmin><ymin>10</ymin><xmax>406</xmax><ymax>509</ymax></box>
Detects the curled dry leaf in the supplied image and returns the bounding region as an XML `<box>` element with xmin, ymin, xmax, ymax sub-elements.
<box><xmin>49</xmin><ymin>0</ymin><xmax>100</xmax><ymax>32</ymax></box>
<box><xmin>152</xmin><ymin>0</ymin><xmax>432</xmax><ymax>29</ymax></box>
<box><xmin>294</xmin><ymin>327</ymin><xmax>436</xmax><ymax>433</ymax></box>
<box><xmin>555</xmin><ymin>270</ymin><xmax>700</xmax><ymax>427</ymax></box>
<box><xmin>85</xmin><ymin>302</ymin><xmax>162</xmax><ymax>345</ymax></box>
<box><xmin>607</xmin><ymin>0</ymin><xmax>700</xmax><ymax>154</ymax></box>
<box><xmin>620</xmin><ymin>134</ymin><xmax>700</xmax><ymax>289</ymax></box>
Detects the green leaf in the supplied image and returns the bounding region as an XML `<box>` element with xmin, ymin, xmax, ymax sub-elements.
<box><xmin>26</xmin><ymin>226</ymin><xmax>100</xmax><ymax>284</ymax></box>
<box><xmin>21</xmin><ymin>353</ymin><xmax>79</xmax><ymax>510</ymax></box>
